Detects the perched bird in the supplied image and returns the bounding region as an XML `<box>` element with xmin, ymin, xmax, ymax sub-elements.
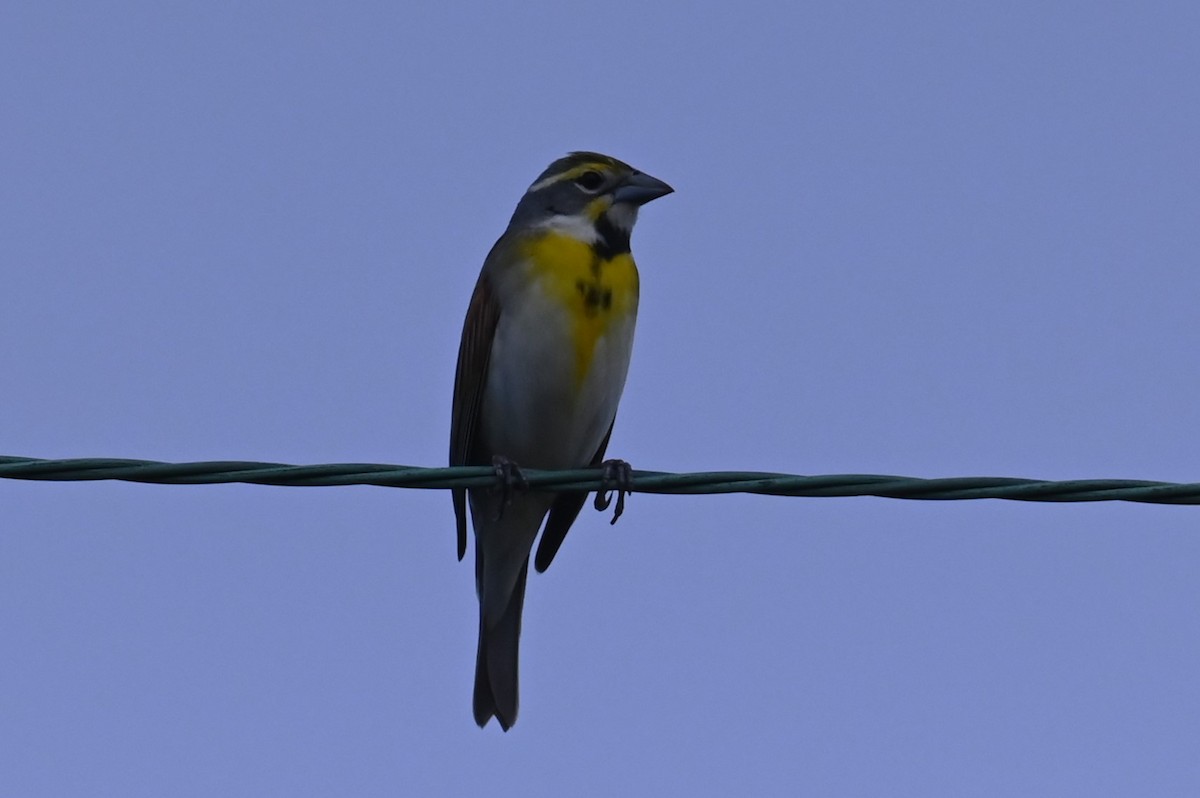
<box><xmin>450</xmin><ymin>152</ymin><xmax>673</xmax><ymax>730</ymax></box>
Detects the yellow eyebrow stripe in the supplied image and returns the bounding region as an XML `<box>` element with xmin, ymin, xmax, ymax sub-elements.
<box><xmin>527</xmin><ymin>162</ymin><xmax>613</xmax><ymax>192</ymax></box>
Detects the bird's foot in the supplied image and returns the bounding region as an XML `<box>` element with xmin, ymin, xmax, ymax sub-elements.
<box><xmin>594</xmin><ymin>459</ymin><xmax>633</xmax><ymax>525</ymax></box>
<box><xmin>490</xmin><ymin>455</ymin><xmax>528</xmax><ymax>522</ymax></box>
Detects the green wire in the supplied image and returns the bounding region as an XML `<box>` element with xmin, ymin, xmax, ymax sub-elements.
<box><xmin>1</xmin><ymin>455</ymin><xmax>1197</xmax><ymax>505</ymax></box>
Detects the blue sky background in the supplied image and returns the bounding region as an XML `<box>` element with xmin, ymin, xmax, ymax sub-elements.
<box><xmin>3</xmin><ymin>2</ymin><xmax>1199</xmax><ymax>795</ymax></box>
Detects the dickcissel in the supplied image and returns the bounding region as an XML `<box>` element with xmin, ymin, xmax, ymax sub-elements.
<box><xmin>450</xmin><ymin>152</ymin><xmax>672</xmax><ymax>730</ymax></box>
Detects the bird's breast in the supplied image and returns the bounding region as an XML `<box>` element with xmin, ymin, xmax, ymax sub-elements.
<box><xmin>481</xmin><ymin>233</ymin><xmax>639</xmax><ymax>468</ymax></box>
<box><xmin>519</xmin><ymin>232</ymin><xmax>639</xmax><ymax>386</ymax></box>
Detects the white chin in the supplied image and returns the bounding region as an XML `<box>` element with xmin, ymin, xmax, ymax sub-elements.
<box><xmin>607</xmin><ymin>203</ymin><xmax>639</xmax><ymax>233</ymax></box>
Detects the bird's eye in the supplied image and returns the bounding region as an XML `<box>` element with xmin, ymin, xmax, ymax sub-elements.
<box><xmin>574</xmin><ymin>170</ymin><xmax>604</xmax><ymax>192</ymax></box>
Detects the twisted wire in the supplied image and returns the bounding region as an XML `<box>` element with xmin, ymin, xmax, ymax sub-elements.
<box><xmin>1</xmin><ymin>456</ymin><xmax>1197</xmax><ymax>504</ymax></box>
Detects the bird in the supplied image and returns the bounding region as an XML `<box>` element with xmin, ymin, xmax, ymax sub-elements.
<box><xmin>449</xmin><ymin>152</ymin><xmax>673</xmax><ymax>730</ymax></box>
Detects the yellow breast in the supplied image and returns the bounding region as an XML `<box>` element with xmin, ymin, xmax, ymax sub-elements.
<box><xmin>520</xmin><ymin>232</ymin><xmax>639</xmax><ymax>386</ymax></box>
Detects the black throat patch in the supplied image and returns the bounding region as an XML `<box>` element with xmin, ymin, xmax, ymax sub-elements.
<box><xmin>593</xmin><ymin>215</ymin><xmax>632</xmax><ymax>259</ymax></box>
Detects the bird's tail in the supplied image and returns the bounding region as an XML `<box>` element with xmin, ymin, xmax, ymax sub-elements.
<box><xmin>473</xmin><ymin>559</ymin><xmax>529</xmax><ymax>730</ymax></box>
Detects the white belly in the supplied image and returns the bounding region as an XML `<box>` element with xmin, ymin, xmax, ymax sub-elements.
<box><xmin>481</xmin><ymin>283</ymin><xmax>636</xmax><ymax>469</ymax></box>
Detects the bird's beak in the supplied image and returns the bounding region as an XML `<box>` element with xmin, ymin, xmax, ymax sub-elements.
<box><xmin>612</xmin><ymin>171</ymin><xmax>674</xmax><ymax>206</ymax></box>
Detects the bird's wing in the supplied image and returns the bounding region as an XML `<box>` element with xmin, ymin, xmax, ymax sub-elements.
<box><xmin>450</xmin><ymin>267</ymin><xmax>502</xmax><ymax>560</ymax></box>
<box><xmin>533</xmin><ymin>420</ymin><xmax>614</xmax><ymax>573</ymax></box>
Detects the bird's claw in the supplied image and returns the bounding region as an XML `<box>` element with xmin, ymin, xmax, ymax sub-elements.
<box><xmin>594</xmin><ymin>459</ymin><xmax>633</xmax><ymax>525</ymax></box>
<box><xmin>491</xmin><ymin>455</ymin><xmax>528</xmax><ymax>522</ymax></box>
